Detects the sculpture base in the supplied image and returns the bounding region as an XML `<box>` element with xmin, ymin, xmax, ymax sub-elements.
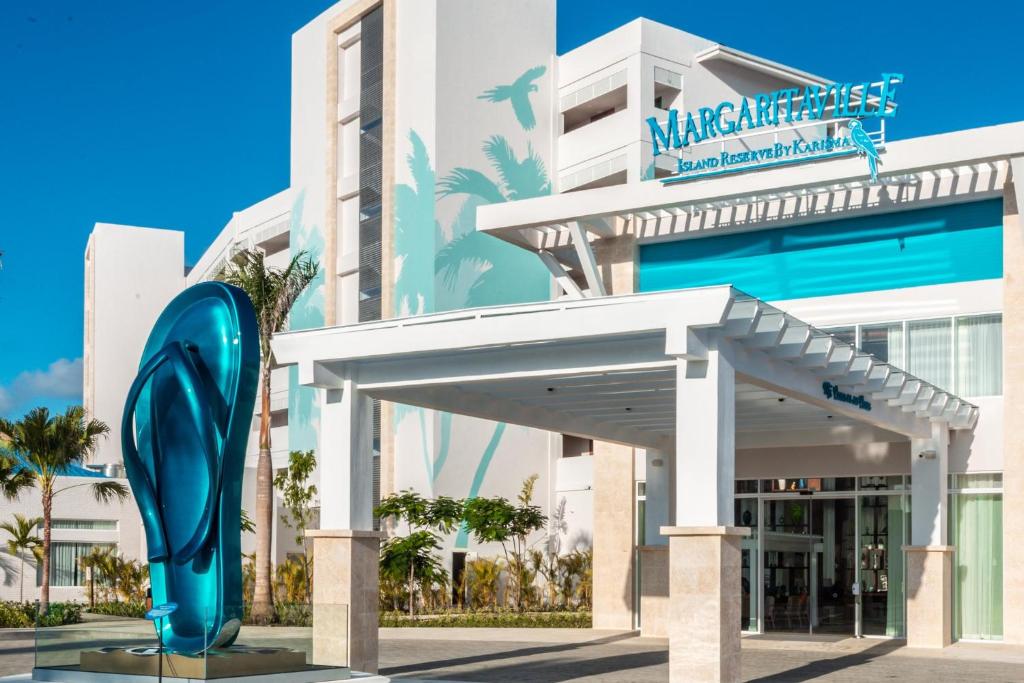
<box><xmin>41</xmin><ymin>645</ymin><xmax>351</xmax><ymax>681</ymax></box>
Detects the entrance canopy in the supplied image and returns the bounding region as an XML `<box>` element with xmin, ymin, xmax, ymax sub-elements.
<box><xmin>273</xmin><ymin>286</ymin><xmax>977</xmax><ymax>453</ymax></box>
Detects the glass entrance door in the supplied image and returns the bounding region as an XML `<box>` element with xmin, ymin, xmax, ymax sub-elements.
<box><xmin>812</xmin><ymin>498</ymin><xmax>857</xmax><ymax>634</ymax></box>
<box><xmin>762</xmin><ymin>499</ymin><xmax>813</xmax><ymax>632</ymax></box>
<box><xmin>761</xmin><ymin>496</ymin><xmax>859</xmax><ymax>635</ymax></box>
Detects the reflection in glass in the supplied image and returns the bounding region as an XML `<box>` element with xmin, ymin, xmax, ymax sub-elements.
<box><xmin>956</xmin><ymin>314</ymin><xmax>1002</xmax><ymax>396</ymax></box>
<box><xmin>813</xmin><ymin>499</ymin><xmax>856</xmax><ymax>634</ymax></box>
<box><xmin>860</xmin><ymin>495</ymin><xmax>907</xmax><ymax>636</ymax></box>
<box><xmin>736</xmin><ymin>498</ymin><xmax>758</xmax><ymax>631</ymax></box>
<box><xmin>861</xmin><ymin>323</ymin><xmax>904</xmax><ymax>365</ymax></box>
<box><xmin>951</xmin><ymin>492</ymin><xmax>1003</xmax><ymax>640</ymax></box>
<box><xmin>908</xmin><ymin>318</ymin><xmax>952</xmax><ymax>389</ymax></box>
<box><xmin>762</xmin><ymin>499</ymin><xmax>811</xmax><ymax>631</ymax></box>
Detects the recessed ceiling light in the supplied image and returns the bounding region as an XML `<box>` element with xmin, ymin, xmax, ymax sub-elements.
<box><xmin>778</xmin><ymin>397</ymin><xmax>785</xmax><ymax>402</ymax></box>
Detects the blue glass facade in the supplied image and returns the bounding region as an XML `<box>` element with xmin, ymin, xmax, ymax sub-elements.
<box><xmin>638</xmin><ymin>199</ymin><xmax>1003</xmax><ymax>300</ymax></box>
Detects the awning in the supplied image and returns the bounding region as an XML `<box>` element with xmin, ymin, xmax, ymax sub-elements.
<box><xmin>273</xmin><ymin>286</ymin><xmax>978</xmax><ymax>452</ymax></box>
<box><xmin>475</xmin><ymin>123</ymin><xmax>1023</xmax><ymax>292</ymax></box>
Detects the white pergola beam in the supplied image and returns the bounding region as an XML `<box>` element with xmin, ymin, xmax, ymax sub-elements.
<box><xmin>538</xmin><ymin>249</ymin><xmax>585</xmax><ymax>300</ymax></box>
<box><xmin>568</xmin><ymin>221</ymin><xmax>607</xmax><ymax>297</ymax></box>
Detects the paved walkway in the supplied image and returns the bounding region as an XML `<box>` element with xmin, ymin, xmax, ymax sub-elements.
<box><xmin>3</xmin><ymin>626</ymin><xmax>1024</xmax><ymax>681</ymax></box>
<box><xmin>378</xmin><ymin>629</ymin><xmax>1024</xmax><ymax>682</ymax></box>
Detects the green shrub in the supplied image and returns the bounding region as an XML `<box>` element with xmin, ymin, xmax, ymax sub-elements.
<box><xmin>379</xmin><ymin>609</ymin><xmax>592</xmax><ymax>628</ymax></box>
<box><xmin>0</xmin><ymin>602</ymin><xmax>32</xmax><ymax>628</ymax></box>
<box><xmin>87</xmin><ymin>602</ymin><xmax>146</xmax><ymax>619</ymax></box>
<box><xmin>0</xmin><ymin>601</ymin><xmax>84</xmax><ymax>627</ymax></box>
<box><xmin>35</xmin><ymin>602</ymin><xmax>83</xmax><ymax>627</ymax></box>
<box><xmin>241</xmin><ymin>603</ymin><xmax>313</xmax><ymax>627</ymax></box>
<box><xmin>274</xmin><ymin>603</ymin><xmax>311</xmax><ymax>627</ymax></box>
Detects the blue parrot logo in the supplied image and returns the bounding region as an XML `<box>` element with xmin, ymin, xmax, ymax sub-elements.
<box><xmin>848</xmin><ymin>119</ymin><xmax>881</xmax><ymax>182</ymax></box>
<box><xmin>479</xmin><ymin>65</ymin><xmax>546</xmax><ymax>131</ymax></box>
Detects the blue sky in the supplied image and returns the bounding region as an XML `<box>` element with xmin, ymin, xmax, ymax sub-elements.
<box><xmin>1</xmin><ymin>0</ymin><xmax>1021</xmax><ymax>419</ymax></box>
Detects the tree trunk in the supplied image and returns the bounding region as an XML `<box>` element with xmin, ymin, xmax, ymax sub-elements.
<box><xmin>408</xmin><ymin>559</ymin><xmax>416</xmax><ymax>617</ymax></box>
<box><xmin>251</xmin><ymin>365</ymin><xmax>275</xmax><ymax>624</ymax></box>
<box><xmin>41</xmin><ymin>487</ymin><xmax>52</xmax><ymax>615</ymax></box>
<box><xmin>19</xmin><ymin>555</ymin><xmax>24</xmax><ymax>603</ymax></box>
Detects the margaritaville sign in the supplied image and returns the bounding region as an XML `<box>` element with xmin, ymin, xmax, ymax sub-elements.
<box><xmin>648</xmin><ymin>73</ymin><xmax>903</xmax><ymax>184</ymax></box>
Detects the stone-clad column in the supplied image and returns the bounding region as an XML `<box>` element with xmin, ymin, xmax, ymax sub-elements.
<box><xmin>665</xmin><ymin>338</ymin><xmax>748</xmax><ymax>683</ymax></box>
<box><xmin>661</xmin><ymin>527</ymin><xmax>747</xmax><ymax>682</ymax></box>
<box><xmin>592</xmin><ymin>441</ymin><xmax>635</xmax><ymax>630</ymax></box>
<box><xmin>310</xmin><ymin>381</ymin><xmax>380</xmax><ymax>672</ymax></box>
<box><xmin>905</xmin><ymin>422</ymin><xmax>952</xmax><ymax>648</ymax></box>
<box><xmin>591</xmin><ymin>234</ymin><xmax>639</xmax><ymax>630</ymax></box>
<box><xmin>1003</xmin><ymin>159</ymin><xmax>1024</xmax><ymax>644</ymax></box>
<box><xmin>308</xmin><ymin>529</ymin><xmax>381</xmax><ymax>672</ymax></box>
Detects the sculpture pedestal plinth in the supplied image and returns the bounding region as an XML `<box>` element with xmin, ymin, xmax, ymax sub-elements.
<box><xmin>21</xmin><ymin>645</ymin><xmax>353</xmax><ymax>682</ymax></box>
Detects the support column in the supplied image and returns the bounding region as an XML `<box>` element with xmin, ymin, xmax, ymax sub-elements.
<box><xmin>592</xmin><ymin>440</ymin><xmax>635</xmax><ymax>630</ymax></box>
<box><xmin>663</xmin><ymin>339</ymin><xmax>748</xmax><ymax>683</ymax></box>
<box><xmin>639</xmin><ymin>449</ymin><xmax>671</xmax><ymax>638</ymax></box>
<box><xmin>311</xmin><ymin>380</ymin><xmax>380</xmax><ymax>673</ymax></box>
<box><xmin>1003</xmin><ymin>159</ymin><xmax>1024</xmax><ymax>644</ymax></box>
<box><xmin>905</xmin><ymin>421</ymin><xmax>952</xmax><ymax>648</ymax></box>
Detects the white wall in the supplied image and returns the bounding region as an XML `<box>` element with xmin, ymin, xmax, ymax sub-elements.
<box><xmin>85</xmin><ymin>224</ymin><xmax>184</xmax><ymax>466</ymax></box>
<box><xmin>389</xmin><ymin>0</ymin><xmax>562</xmax><ymax>565</ymax></box>
<box><xmin>0</xmin><ymin>476</ymin><xmax>142</xmax><ymax>603</ymax></box>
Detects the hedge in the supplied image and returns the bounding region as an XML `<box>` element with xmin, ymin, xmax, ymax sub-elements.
<box><xmin>0</xmin><ymin>602</ymin><xmax>83</xmax><ymax>628</ymax></box>
<box><xmin>87</xmin><ymin>602</ymin><xmax>147</xmax><ymax>619</ymax></box>
<box><xmin>379</xmin><ymin>609</ymin><xmax>592</xmax><ymax>628</ymax></box>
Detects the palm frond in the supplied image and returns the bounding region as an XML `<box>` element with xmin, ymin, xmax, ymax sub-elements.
<box><xmin>511</xmin><ymin>143</ymin><xmax>552</xmax><ymax>200</ymax></box>
<box><xmin>91</xmin><ymin>480</ymin><xmax>130</xmax><ymax>504</ymax></box>
<box><xmin>437</xmin><ymin>168</ymin><xmax>505</xmax><ymax>204</ymax></box>
<box><xmin>406</xmin><ymin>131</ymin><xmax>434</xmax><ymax>198</ymax></box>
<box><xmin>482</xmin><ymin>135</ymin><xmax>519</xmax><ymax>195</ymax></box>
<box><xmin>0</xmin><ymin>452</ymin><xmax>32</xmax><ymax>500</ymax></box>
<box><xmin>435</xmin><ymin>232</ymin><xmax>492</xmax><ymax>290</ymax></box>
<box><xmin>216</xmin><ymin>248</ymin><xmax>320</xmax><ymax>348</ymax></box>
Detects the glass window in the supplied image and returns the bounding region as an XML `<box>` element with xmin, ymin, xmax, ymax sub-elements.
<box><xmin>956</xmin><ymin>314</ymin><xmax>1002</xmax><ymax>396</ymax></box>
<box><xmin>42</xmin><ymin>542</ymin><xmax>115</xmax><ymax>587</ymax></box>
<box><xmin>860</xmin><ymin>323</ymin><xmax>904</xmax><ymax>365</ymax></box>
<box><xmin>858</xmin><ymin>476</ymin><xmax>907</xmax><ymax>491</ymax></box>
<box><xmin>950</xmin><ymin>473</ymin><xmax>1002</xmax><ymax>490</ymax></box>
<box><xmin>736</xmin><ymin>480</ymin><xmax>759</xmax><ymax>495</ymax></box>
<box><xmin>49</xmin><ymin>519</ymin><xmax>117</xmax><ymax>531</ymax></box>
<box><xmin>635</xmin><ymin>482</ymin><xmax>646</xmax><ymax>546</ymax></box>
<box><xmin>825</xmin><ymin>326</ymin><xmax>857</xmax><ymax>346</ymax></box>
<box><xmin>908</xmin><ymin>319</ymin><xmax>952</xmax><ymax>389</ymax></box>
<box><xmin>950</xmin><ymin>492</ymin><xmax>1003</xmax><ymax>640</ymax></box>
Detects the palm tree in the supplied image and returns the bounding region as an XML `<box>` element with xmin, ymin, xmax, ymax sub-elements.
<box><xmin>0</xmin><ymin>514</ymin><xmax>42</xmax><ymax>602</ymax></box>
<box><xmin>79</xmin><ymin>545</ymin><xmax>113</xmax><ymax>606</ymax></box>
<box><xmin>0</xmin><ymin>406</ymin><xmax>130</xmax><ymax>613</ymax></box>
<box><xmin>217</xmin><ymin>248</ymin><xmax>319</xmax><ymax>623</ymax></box>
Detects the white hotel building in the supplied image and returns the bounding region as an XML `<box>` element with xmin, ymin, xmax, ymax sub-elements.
<box><xmin>82</xmin><ymin>3</ymin><xmax>1023</xmax><ymax>681</ymax></box>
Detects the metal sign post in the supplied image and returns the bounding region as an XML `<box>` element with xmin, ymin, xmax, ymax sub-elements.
<box><xmin>146</xmin><ymin>602</ymin><xmax>178</xmax><ymax>683</ymax></box>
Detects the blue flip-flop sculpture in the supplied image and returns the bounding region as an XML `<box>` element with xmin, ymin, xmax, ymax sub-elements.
<box><xmin>121</xmin><ymin>282</ymin><xmax>260</xmax><ymax>653</ymax></box>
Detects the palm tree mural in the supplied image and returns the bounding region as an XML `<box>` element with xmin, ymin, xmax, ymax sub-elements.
<box><xmin>436</xmin><ymin>135</ymin><xmax>551</xmax><ymax>308</ymax></box>
<box><xmin>434</xmin><ymin>134</ymin><xmax>552</xmax><ymax>547</ymax></box>
<box><xmin>391</xmin><ymin>64</ymin><xmax>555</xmax><ymax>538</ymax></box>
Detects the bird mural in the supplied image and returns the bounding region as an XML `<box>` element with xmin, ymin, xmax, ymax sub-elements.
<box><xmin>479</xmin><ymin>65</ymin><xmax>546</xmax><ymax>131</ymax></box>
<box><xmin>848</xmin><ymin>119</ymin><xmax>881</xmax><ymax>182</ymax></box>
